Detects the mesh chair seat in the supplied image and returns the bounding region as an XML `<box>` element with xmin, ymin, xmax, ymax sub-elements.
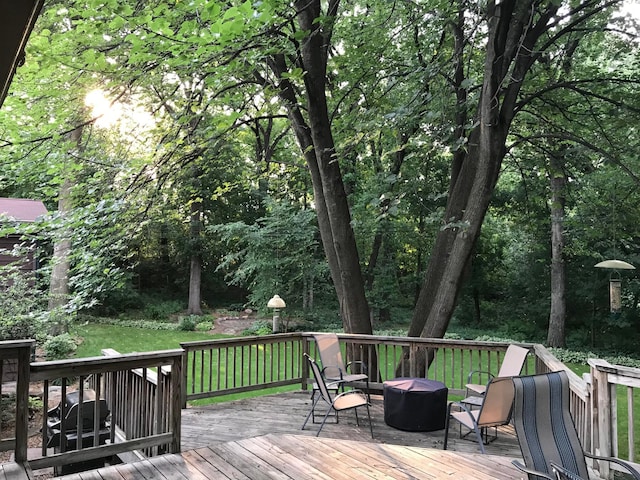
<box><xmin>444</xmin><ymin>375</ymin><xmax>514</xmax><ymax>454</ymax></box>
<box><xmin>466</xmin><ymin>344</ymin><xmax>529</xmax><ymax>396</ymax></box>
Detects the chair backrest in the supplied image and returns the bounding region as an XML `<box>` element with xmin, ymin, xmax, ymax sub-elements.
<box><xmin>496</xmin><ymin>344</ymin><xmax>530</xmax><ymax>377</ymax></box>
<box><xmin>477</xmin><ymin>376</ymin><xmax>515</xmax><ymax>426</ymax></box>
<box><xmin>305</xmin><ymin>353</ymin><xmax>333</xmax><ymax>404</ymax></box>
<box><xmin>512</xmin><ymin>371</ymin><xmax>589</xmax><ymax>480</ymax></box>
<box><xmin>313</xmin><ymin>333</ymin><xmax>346</xmax><ymax>379</ymax></box>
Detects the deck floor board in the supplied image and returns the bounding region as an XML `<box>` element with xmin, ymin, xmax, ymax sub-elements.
<box><xmin>47</xmin><ymin>390</ymin><xmax>525</xmax><ymax>479</ymax></box>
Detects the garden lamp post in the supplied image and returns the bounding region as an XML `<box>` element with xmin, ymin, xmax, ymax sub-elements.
<box><xmin>267</xmin><ymin>294</ymin><xmax>286</xmax><ymax>333</ymax></box>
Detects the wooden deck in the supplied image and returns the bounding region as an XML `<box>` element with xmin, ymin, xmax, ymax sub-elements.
<box><xmin>48</xmin><ymin>391</ymin><xmax>523</xmax><ymax>479</ymax></box>
<box><xmin>54</xmin><ymin>434</ymin><xmax>521</xmax><ymax>479</ymax></box>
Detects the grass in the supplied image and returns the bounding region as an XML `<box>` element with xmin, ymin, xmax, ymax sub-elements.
<box><xmin>69</xmin><ymin>322</ymin><xmax>298</xmax><ymax>403</ymax></box>
<box><xmin>70</xmin><ymin>323</ymin><xmax>225</xmax><ymax>358</ymax></box>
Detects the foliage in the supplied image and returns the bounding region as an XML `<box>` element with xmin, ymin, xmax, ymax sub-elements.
<box><xmin>43</xmin><ymin>333</ymin><xmax>77</xmax><ymax>360</ymax></box>
<box><xmin>242</xmin><ymin>320</ymin><xmax>272</xmax><ymax>337</ymax></box>
<box><xmin>78</xmin><ymin>315</ymin><xmax>181</xmax><ymax>331</ymax></box>
<box><xmin>29</xmin><ymin>396</ymin><xmax>44</xmax><ymax>416</ymax></box>
<box><xmin>177</xmin><ymin>315</ymin><xmax>198</xmax><ymax>331</ymax></box>
<box><xmin>548</xmin><ymin>347</ymin><xmax>640</xmax><ymax>369</ymax></box>
<box><xmin>0</xmin><ymin>264</ymin><xmax>47</xmax><ymax>341</ymax></box>
<box><xmin>213</xmin><ymin>199</ymin><xmax>331</xmax><ymax>313</ymax></box>
<box><xmin>195</xmin><ymin>321</ymin><xmax>214</xmax><ymax>332</ymax></box>
<box><xmin>142</xmin><ymin>300</ymin><xmax>185</xmax><ymax>321</ymax></box>
<box><xmin>0</xmin><ymin>395</ymin><xmax>15</xmax><ymax>424</ymax></box>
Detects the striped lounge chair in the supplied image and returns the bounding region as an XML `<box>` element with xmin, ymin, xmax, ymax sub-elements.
<box><xmin>511</xmin><ymin>371</ymin><xmax>640</xmax><ymax>480</ymax></box>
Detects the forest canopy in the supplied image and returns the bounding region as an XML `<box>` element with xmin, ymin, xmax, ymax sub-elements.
<box><xmin>0</xmin><ymin>0</ymin><xmax>639</xmax><ymax>351</ymax></box>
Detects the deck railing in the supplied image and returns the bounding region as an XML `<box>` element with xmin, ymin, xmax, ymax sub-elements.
<box><xmin>588</xmin><ymin>358</ymin><xmax>640</xmax><ymax>476</ymax></box>
<box><xmin>180</xmin><ymin>333</ymin><xmax>539</xmax><ymax>401</ymax></box>
<box><xmin>26</xmin><ymin>349</ymin><xmax>183</xmax><ymax>475</ymax></box>
<box><xmin>0</xmin><ymin>340</ymin><xmax>33</xmax><ymax>464</ymax></box>
<box><xmin>180</xmin><ymin>333</ymin><xmax>304</xmax><ymax>404</ymax></box>
<box><xmin>100</xmin><ymin>348</ymin><xmax>174</xmax><ymax>458</ymax></box>
<box><xmin>3</xmin><ymin>333</ymin><xmax>639</xmax><ymax>479</ymax></box>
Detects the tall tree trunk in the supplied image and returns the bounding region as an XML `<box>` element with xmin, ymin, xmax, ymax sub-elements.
<box><xmin>547</xmin><ymin>155</ymin><xmax>567</xmax><ymax>347</ymax></box>
<box><xmin>187</xmin><ymin>199</ymin><xmax>203</xmax><ymax>315</ymax></box>
<box><xmin>263</xmin><ymin>1</ymin><xmax>372</xmax><ymax>335</ymax></box>
<box><xmin>402</xmin><ymin>1</ymin><xmax>561</xmax><ymax>373</ymax></box>
<box><xmin>48</xmin><ymin>178</ymin><xmax>72</xmax><ymax>326</ymax></box>
<box><xmin>295</xmin><ymin>0</ymin><xmax>371</xmax><ymax>334</ymax></box>
<box><xmin>49</xmin><ymin>124</ymin><xmax>83</xmax><ymax>333</ymax></box>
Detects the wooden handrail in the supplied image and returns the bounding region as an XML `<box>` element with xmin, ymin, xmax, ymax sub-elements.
<box><xmin>27</xmin><ymin>348</ymin><xmax>182</xmax><ymax>475</ymax></box>
<box><xmin>3</xmin><ymin>333</ymin><xmax>639</xmax><ymax>480</ymax></box>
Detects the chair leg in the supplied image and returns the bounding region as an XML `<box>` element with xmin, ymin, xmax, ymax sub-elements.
<box><xmin>365</xmin><ymin>378</ymin><xmax>371</xmax><ymax>404</ymax></box>
<box><xmin>354</xmin><ymin>407</ymin><xmax>360</xmax><ymax>426</ymax></box>
<box><xmin>366</xmin><ymin>403</ymin><xmax>373</xmax><ymax>438</ymax></box>
<box><xmin>471</xmin><ymin>425</ymin><xmax>486</xmax><ymax>454</ymax></box>
<box><xmin>443</xmin><ymin>402</ymin><xmax>453</xmax><ymax>450</ymax></box>
<box><xmin>302</xmin><ymin>393</ymin><xmax>322</xmax><ymax>430</ymax></box>
<box><xmin>317</xmin><ymin>407</ymin><xmax>335</xmax><ymax>437</ymax></box>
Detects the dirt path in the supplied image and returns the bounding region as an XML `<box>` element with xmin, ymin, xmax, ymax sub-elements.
<box><xmin>208</xmin><ymin>312</ymin><xmax>258</xmax><ymax>335</ymax></box>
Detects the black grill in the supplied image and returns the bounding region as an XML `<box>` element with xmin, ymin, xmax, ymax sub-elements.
<box><xmin>46</xmin><ymin>390</ymin><xmax>111</xmax><ymax>475</ymax></box>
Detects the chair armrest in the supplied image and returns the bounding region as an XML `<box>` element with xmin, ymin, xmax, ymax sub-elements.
<box><xmin>466</xmin><ymin>369</ymin><xmax>495</xmax><ymax>383</ymax></box>
<box><xmin>321</xmin><ymin>364</ymin><xmax>343</xmax><ymax>378</ymax></box>
<box><xmin>446</xmin><ymin>400</ymin><xmax>478</xmax><ymax>425</ymax></box>
<box><xmin>584</xmin><ymin>452</ymin><xmax>640</xmax><ymax>479</ymax></box>
<box><xmin>550</xmin><ymin>462</ymin><xmax>586</xmax><ymax>480</ymax></box>
<box><xmin>346</xmin><ymin>360</ymin><xmax>368</xmax><ymax>375</ymax></box>
<box><xmin>511</xmin><ymin>460</ymin><xmax>555</xmax><ymax>480</ymax></box>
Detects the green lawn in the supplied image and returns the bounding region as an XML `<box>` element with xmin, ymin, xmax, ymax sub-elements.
<box><xmin>70</xmin><ymin>324</ymin><xmax>224</xmax><ymax>358</ymax></box>
<box><xmin>70</xmin><ymin>323</ymin><xmax>298</xmax><ymax>403</ymax></box>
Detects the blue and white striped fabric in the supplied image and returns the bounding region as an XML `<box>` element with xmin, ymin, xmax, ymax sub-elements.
<box><xmin>512</xmin><ymin>371</ymin><xmax>589</xmax><ymax>480</ymax></box>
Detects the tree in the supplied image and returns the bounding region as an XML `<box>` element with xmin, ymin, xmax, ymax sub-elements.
<box><xmin>408</xmin><ymin>1</ymin><xmax>639</xmax><ymax>343</ymax></box>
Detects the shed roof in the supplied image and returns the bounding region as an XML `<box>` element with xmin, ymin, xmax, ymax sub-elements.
<box><xmin>0</xmin><ymin>198</ymin><xmax>48</xmax><ymax>222</ymax></box>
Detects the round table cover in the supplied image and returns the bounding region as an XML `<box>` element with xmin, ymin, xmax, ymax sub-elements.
<box><xmin>383</xmin><ymin>377</ymin><xmax>448</xmax><ymax>432</ymax></box>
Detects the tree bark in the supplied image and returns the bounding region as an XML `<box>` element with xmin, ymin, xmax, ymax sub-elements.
<box><xmin>263</xmin><ymin>1</ymin><xmax>372</xmax><ymax>334</ymax></box>
<box><xmin>187</xmin><ymin>199</ymin><xmax>203</xmax><ymax>315</ymax></box>
<box><xmin>49</xmin><ymin>125</ymin><xmax>83</xmax><ymax>333</ymax></box>
<box><xmin>547</xmin><ymin>155</ymin><xmax>567</xmax><ymax>347</ymax></box>
<box><xmin>294</xmin><ymin>0</ymin><xmax>371</xmax><ymax>334</ymax></box>
<box><xmin>403</xmin><ymin>1</ymin><xmax>561</xmax><ymax>372</ymax></box>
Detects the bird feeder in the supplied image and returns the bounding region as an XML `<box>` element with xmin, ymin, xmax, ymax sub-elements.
<box><xmin>595</xmin><ymin>259</ymin><xmax>635</xmax><ymax>313</ymax></box>
<box><xmin>267</xmin><ymin>294</ymin><xmax>286</xmax><ymax>333</ymax></box>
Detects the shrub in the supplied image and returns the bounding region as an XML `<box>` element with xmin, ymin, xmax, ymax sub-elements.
<box><xmin>0</xmin><ymin>395</ymin><xmax>15</xmax><ymax>424</ymax></box>
<box><xmin>177</xmin><ymin>315</ymin><xmax>198</xmax><ymax>331</ymax></box>
<box><xmin>242</xmin><ymin>320</ymin><xmax>271</xmax><ymax>336</ymax></box>
<box><xmin>43</xmin><ymin>334</ymin><xmax>77</xmax><ymax>360</ymax></box>
<box><xmin>77</xmin><ymin>315</ymin><xmax>181</xmax><ymax>330</ymax></box>
<box><xmin>196</xmin><ymin>321</ymin><xmax>214</xmax><ymax>332</ymax></box>
<box><xmin>0</xmin><ymin>265</ymin><xmax>47</xmax><ymax>341</ymax></box>
<box><xmin>143</xmin><ymin>300</ymin><xmax>185</xmax><ymax>320</ymax></box>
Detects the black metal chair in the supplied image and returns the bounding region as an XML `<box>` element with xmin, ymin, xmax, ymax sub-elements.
<box><xmin>301</xmin><ymin>353</ymin><xmax>373</xmax><ymax>438</ymax></box>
